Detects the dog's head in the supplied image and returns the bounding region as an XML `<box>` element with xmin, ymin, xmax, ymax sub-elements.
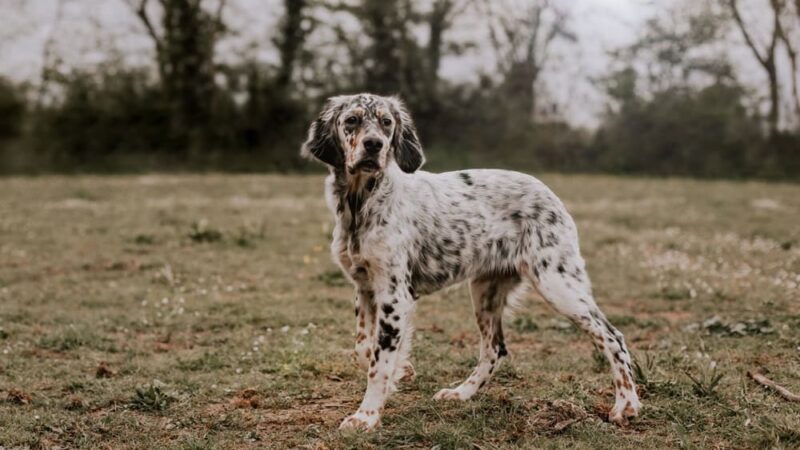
<box><xmin>301</xmin><ymin>94</ymin><xmax>425</xmax><ymax>174</ymax></box>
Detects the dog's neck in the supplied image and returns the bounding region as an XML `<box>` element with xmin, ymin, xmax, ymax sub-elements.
<box><xmin>331</xmin><ymin>163</ymin><xmax>400</xmax><ymax>235</ymax></box>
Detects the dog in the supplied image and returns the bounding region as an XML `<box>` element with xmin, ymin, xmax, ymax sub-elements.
<box><xmin>301</xmin><ymin>93</ymin><xmax>641</xmax><ymax>430</ymax></box>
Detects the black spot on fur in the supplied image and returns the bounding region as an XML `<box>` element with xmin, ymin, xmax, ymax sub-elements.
<box><xmin>458</xmin><ymin>172</ymin><xmax>474</xmax><ymax>186</ymax></box>
<box><xmin>531</xmin><ymin>203</ymin><xmax>543</xmax><ymax>220</ymax></box>
<box><xmin>382</xmin><ymin>304</ymin><xmax>395</xmax><ymax>315</ymax></box>
<box><xmin>378</xmin><ymin>319</ymin><xmax>400</xmax><ymax>351</ymax></box>
<box><xmin>498</xmin><ymin>341</ymin><xmax>508</xmax><ymax>357</ymax></box>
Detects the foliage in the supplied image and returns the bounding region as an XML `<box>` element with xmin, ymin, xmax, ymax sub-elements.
<box><xmin>593</xmin><ymin>78</ymin><xmax>769</xmax><ymax>178</ymax></box>
<box><xmin>0</xmin><ymin>0</ymin><xmax>797</xmax><ymax>178</ymax></box>
<box><xmin>131</xmin><ymin>384</ymin><xmax>175</xmax><ymax>412</ymax></box>
<box><xmin>0</xmin><ymin>77</ymin><xmax>24</xmax><ymax>140</ymax></box>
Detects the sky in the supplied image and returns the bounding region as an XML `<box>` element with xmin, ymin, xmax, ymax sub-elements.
<box><xmin>0</xmin><ymin>0</ymin><xmax>784</xmax><ymax>127</ymax></box>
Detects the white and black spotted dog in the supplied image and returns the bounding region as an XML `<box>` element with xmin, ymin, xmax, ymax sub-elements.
<box><xmin>301</xmin><ymin>93</ymin><xmax>641</xmax><ymax>431</ymax></box>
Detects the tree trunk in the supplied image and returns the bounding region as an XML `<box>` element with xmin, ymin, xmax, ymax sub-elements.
<box><xmin>766</xmin><ymin>59</ymin><xmax>779</xmax><ymax>134</ymax></box>
<box><xmin>426</xmin><ymin>0</ymin><xmax>452</xmax><ymax>93</ymax></box>
<box><xmin>728</xmin><ymin>0</ymin><xmax>781</xmax><ymax>135</ymax></box>
<box><xmin>275</xmin><ymin>0</ymin><xmax>307</xmax><ymax>90</ymax></box>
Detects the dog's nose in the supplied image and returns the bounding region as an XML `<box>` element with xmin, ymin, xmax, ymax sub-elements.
<box><xmin>363</xmin><ymin>138</ymin><xmax>383</xmax><ymax>154</ymax></box>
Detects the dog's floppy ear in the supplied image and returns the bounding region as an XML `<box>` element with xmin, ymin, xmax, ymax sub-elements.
<box><xmin>301</xmin><ymin>96</ymin><xmax>347</xmax><ymax>167</ymax></box>
<box><xmin>389</xmin><ymin>97</ymin><xmax>425</xmax><ymax>173</ymax></box>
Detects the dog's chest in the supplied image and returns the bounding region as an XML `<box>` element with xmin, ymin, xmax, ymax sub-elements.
<box><xmin>332</xmin><ymin>216</ymin><xmax>392</xmax><ymax>284</ymax></box>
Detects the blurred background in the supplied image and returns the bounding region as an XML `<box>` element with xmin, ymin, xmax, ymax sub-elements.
<box><xmin>0</xmin><ymin>0</ymin><xmax>798</xmax><ymax>178</ymax></box>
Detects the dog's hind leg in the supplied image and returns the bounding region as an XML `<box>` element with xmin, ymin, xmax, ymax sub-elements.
<box><xmin>524</xmin><ymin>248</ymin><xmax>641</xmax><ymax>425</ymax></box>
<box><xmin>433</xmin><ymin>274</ymin><xmax>523</xmax><ymax>401</ymax></box>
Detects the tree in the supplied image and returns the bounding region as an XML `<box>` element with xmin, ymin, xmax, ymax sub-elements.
<box><xmin>425</xmin><ymin>0</ymin><xmax>467</xmax><ymax>95</ymax></box>
<box><xmin>482</xmin><ymin>0</ymin><xmax>575</xmax><ymax>121</ymax></box>
<box><xmin>625</xmin><ymin>4</ymin><xmax>733</xmax><ymax>90</ymax></box>
<box><xmin>273</xmin><ymin>0</ymin><xmax>314</xmax><ymax>90</ymax></box>
<box><xmin>0</xmin><ymin>77</ymin><xmax>25</xmax><ymax>142</ymax></box>
<box><xmin>125</xmin><ymin>0</ymin><xmax>228</xmax><ymax>147</ymax></box>
<box><xmin>727</xmin><ymin>0</ymin><xmax>781</xmax><ymax>135</ymax></box>
<box><xmin>775</xmin><ymin>0</ymin><xmax>800</xmax><ymax>122</ymax></box>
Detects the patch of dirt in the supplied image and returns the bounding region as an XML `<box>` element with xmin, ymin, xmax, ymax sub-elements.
<box><xmin>65</xmin><ymin>395</ymin><xmax>86</xmax><ymax>410</ymax></box>
<box><xmin>6</xmin><ymin>388</ymin><xmax>33</xmax><ymax>405</ymax></box>
<box><xmin>260</xmin><ymin>397</ymin><xmax>356</xmax><ymax>429</ymax></box>
<box><xmin>96</xmin><ymin>362</ymin><xmax>117</xmax><ymax>378</ymax></box>
<box><xmin>231</xmin><ymin>388</ymin><xmax>261</xmax><ymax>409</ymax></box>
<box><xmin>528</xmin><ymin>399</ymin><xmax>590</xmax><ymax>434</ymax></box>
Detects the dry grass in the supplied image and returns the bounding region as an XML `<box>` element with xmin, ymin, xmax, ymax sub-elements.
<box><xmin>0</xmin><ymin>173</ymin><xmax>799</xmax><ymax>449</ymax></box>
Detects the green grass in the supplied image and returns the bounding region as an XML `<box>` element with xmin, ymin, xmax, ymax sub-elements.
<box><xmin>0</xmin><ymin>173</ymin><xmax>799</xmax><ymax>449</ymax></box>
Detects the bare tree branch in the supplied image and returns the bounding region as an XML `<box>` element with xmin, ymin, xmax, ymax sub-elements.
<box><xmin>125</xmin><ymin>0</ymin><xmax>164</xmax><ymax>53</ymax></box>
<box><xmin>37</xmin><ymin>0</ymin><xmax>66</xmax><ymax>105</ymax></box>
<box><xmin>728</xmin><ymin>0</ymin><xmax>769</xmax><ymax>67</ymax></box>
<box><xmin>728</xmin><ymin>0</ymin><xmax>782</xmax><ymax>133</ymax></box>
<box><xmin>748</xmin><ymin>371</ymin><xmax>800</xmax><ymax>402</ymax></box>
<box><xmin>212</xmin><ymin>0</ymin><xmax>229</xmax><ymax>34</ymax></box>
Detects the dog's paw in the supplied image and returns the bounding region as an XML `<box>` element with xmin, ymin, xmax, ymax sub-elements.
<box><xmin>339</xmin><ymin>410</ymin><xmax>380</xmax><ymax>431</ymax></box>
<box><xmin>433</xmin><ymin>388</ymin><xmax>467</xmax><ymax>401</ymax></box>
<box><xmin>609</xmin><ymin>397</ymin><xmax>640</xmax><ymax>426</ymax></box>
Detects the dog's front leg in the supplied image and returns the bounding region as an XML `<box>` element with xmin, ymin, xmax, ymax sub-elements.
<box><xmin>353</xmin><ymin>288</ymin><xmax>376</xmax><ymax>370</ymax></box>
<box><xmin>340</xmin><ymin>279</ymin><xmax>416</xmax><ymax>431</ymax></box>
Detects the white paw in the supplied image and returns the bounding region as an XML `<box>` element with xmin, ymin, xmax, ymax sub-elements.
<box><xmin>609</xmin><ymin>396</ymin><xmax>641</xmax><ymax>426</ymax></box>
<box><xmin>433</xmin><ymin>387</ymin><xmax>469</xmax><ymax>401</ymax></box>
<box><xmin>339</xmin><ymin>410</ymin><xmax>380</xmax><ymax>431</ymax></box>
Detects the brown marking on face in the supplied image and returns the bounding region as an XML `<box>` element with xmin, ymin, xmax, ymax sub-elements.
<box><xmin>338</xmin><ymin>99</ymin><xmax>397</xmax><ymax>177</ymax></box>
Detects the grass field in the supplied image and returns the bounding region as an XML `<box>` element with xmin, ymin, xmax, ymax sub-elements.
<box><xmin>1</xmin><ymin>173</ymin><xmax>799</xmax><ymax>449</ymax></box>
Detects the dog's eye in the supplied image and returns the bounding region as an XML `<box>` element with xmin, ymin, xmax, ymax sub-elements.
<box><xmin>381</xmin><ymin>118</ymin><xmax>392</xmax><ymax>126</ymax></box>
<box><xmin>345</xmin><ymin>116</ymin><xmax>358</xmax><ymax>125</ymax></box>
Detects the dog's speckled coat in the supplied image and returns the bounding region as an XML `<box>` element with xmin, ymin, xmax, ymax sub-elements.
<box><xmin>301</xmin><ymin>93</ymin><xmax>640</xmax><ymax>431</ymax></box>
